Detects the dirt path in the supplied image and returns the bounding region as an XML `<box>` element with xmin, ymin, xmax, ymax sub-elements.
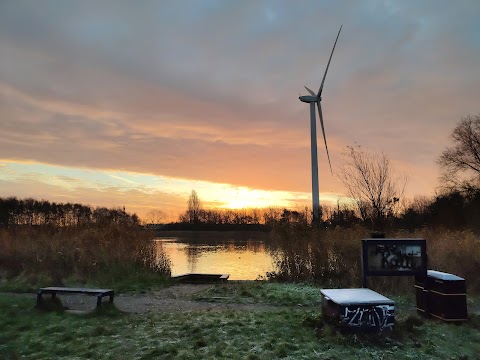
<box><xmin>2</xmin><ymin>285</ymin><xmax>304</xmax><ymax>314</ymax></box>
<box><xmin>112</xmin><ymin>284</ymin><xmax>292</xmax><ymax>313</ymax></box>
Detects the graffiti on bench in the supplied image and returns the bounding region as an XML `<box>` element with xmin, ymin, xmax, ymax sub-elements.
<box><xmin>341</xmin><ymin>304</ymin><xmax>395</xmax><ymax>331</ymax></box>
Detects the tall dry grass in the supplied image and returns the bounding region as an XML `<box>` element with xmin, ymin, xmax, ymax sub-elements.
<box><xmin>269</xmin><ymin>224</ymin><xmax>480</xmax><ymax>293</ymax></box>
<box><xmin>418</xmin><ymin>227</ymin><xmax>480</xmax><ymax>292</ymax></box>
<box><xmin>0</xmin><ymin>223</ymin><xmax>171</xmax><ymax>284</ymax></box>
<box><xmin>268</xmin><ymin>224</ymin><xmax>367</xmax><ymax>287</ymax></box>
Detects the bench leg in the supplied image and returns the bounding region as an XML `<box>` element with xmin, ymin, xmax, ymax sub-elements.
<box><xmin>109</xmin><ymin>292</ymin><xmax>114</xmax><ymax>303</ymax></box>
<box><xmin>36</xmin><ymin>291</ymin><xmax>43</xmax><ymax>306</ymax></box>
<box><xmin>96</xmin><ymin>295</ymin><xmax>102</xmax><ymax>308</ymax></box>
<box><xmin>51</xmin><ymin>292</ymin><xmax>56</xmax><ymax>301</ymax></box>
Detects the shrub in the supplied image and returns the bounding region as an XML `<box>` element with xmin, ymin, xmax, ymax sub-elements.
<box><xmin>268</xmin><ymin>224</ymin><xmax>480</xmax><ymax>293</ymax></box>
<box><xmin>0</xmin><ymin>222</ymin><xmax>171</xmax><ymax>285</ymax></box>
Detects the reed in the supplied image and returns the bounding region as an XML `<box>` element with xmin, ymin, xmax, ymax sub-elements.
<box><xmin>269</xmin><ymin>224</ymin><xmax>480</xmax><ymax>293</ymax></box>
<box><xmin>0</xmin><ymin>223</ymin><xmax>171</xmax><ymax>287</ymax></box>
<box><xmin>416</xmin><ymin>227</ymin><xmax>480</xmax><ymax>291</ymax></box>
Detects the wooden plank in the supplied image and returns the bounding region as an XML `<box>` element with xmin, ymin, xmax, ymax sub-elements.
<box><xmin>171</xmin><ymin>273</ymin><xmax>230</xmax><ymax>283</ymax></box>
<box><xmin>320</xmin><ymin>288</ymin><xmax>394</xmax><ymax>306</ymax></box>
<box><xmin>37</xmin><ymin>287</ymin><xmax>115</xmax><ymax>308</ymax></box>
<box><xmin>40</xmin><ymin>287</ymin><xmax>113</xmax><ymax>294</ymax></box>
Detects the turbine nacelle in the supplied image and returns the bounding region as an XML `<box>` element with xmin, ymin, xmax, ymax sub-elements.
<box><xmin>299</xmin><ymin>95</ymin><xmax>319</xmax><ymax>103</ymax></box>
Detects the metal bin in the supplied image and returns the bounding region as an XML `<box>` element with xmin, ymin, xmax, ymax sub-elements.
<box><xmin>415</xmin><ymin>270</ymin><xmax>467</xmax><ymax>322</ymax></box>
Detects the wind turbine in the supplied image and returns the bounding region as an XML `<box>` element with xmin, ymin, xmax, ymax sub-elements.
<box><xmin>299</xmin><ymin>25</ymin><xmax>342</xmax><ymax>224</ymax></box>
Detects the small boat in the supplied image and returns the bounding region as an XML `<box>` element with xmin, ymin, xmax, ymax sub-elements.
<box><xmin>171</xmin><ymin>273</ymin><xmax>230</xmax><ymax>283</ymax></box>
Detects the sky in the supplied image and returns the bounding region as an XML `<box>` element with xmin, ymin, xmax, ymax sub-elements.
<box><xmin>1</xmin><ymin>1</ymin><xmax>480</xmax><ymax>221</ymax></box>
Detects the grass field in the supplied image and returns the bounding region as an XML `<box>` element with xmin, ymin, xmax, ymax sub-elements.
<box><xmin>1</xmin><ymin>282</ymin><xmax>480</xmax><ymax>359</ymax></box>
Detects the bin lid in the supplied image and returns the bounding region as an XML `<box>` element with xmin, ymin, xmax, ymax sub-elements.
<box><xmin>320</xmin><ymin>288</ymin><xmax>394</xmax><ymax>306</ymax></box>
<box><xmin>428</xmin><ymin>270</ymin><xmax>464</xmax><ymax>281</ymax></box>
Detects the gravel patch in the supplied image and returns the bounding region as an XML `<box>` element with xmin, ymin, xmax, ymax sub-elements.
<box><xmin>1</xmin><ymin>285</ymin><xmax>301</xmax><ymax>314</ymax></box>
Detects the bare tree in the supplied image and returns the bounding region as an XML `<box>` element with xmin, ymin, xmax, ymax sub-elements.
<box><xmin>339</xmin><ymin>145</ymin><xmax>407</xmax><ymax>230</ymax></box>
<box><xmin>438</xmin><ymin>114</ymin><xmax>480</xmax><ymax>193</ymax></box>
<box><xmin>145</xmin><ymin>209</ymin><xmax>166</xmax><ymax>225</ymax></box>
<box><xmin>409</xmin><ymin>195</ymin><xmax>432</xmax><ymax>215</ymax></box>
<box><xmin>187</xmin><ymin>190</ymin><xmax>202</xmax><ymax>224</ymax></box>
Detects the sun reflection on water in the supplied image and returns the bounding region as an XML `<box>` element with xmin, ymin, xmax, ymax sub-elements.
<box><xmin>155</xmin><ymin>236</ymin><xmax>276</xmax><ymax>280</ymax></box>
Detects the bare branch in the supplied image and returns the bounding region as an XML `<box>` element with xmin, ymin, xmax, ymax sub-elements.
<box><xmin>338</xmin><ymin>145</ymin><xmax>407</xmax><ymax>230</ymax></box>
<box><xmin>438</xmin><ymin>114</ymin><xmax>480</xmax><ymax>192</ymax></box>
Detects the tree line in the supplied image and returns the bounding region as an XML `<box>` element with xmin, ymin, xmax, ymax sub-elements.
<box><xmin>168</xmin><ymin>190</ymin><xmax>480</xmax><ymax>232</ymax></box>
<box><xmin>0</xmin><ymin>197</ymin><xmax>140</xmax><ymax>228</ymax></box>
<box><xmin>177</xmin><ymin>191</ymin><xmax>275</xmax><ymax>226</ymax></box>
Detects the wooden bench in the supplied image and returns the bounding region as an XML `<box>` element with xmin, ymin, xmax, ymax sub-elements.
<box><xmin>37</xmin><ymin>287</ymin><xmax>114</xmax><ymax>308</ymax></box>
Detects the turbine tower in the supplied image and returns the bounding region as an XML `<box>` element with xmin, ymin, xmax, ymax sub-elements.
<box><xmin>299</xmin><ymin>25</ymin><xmax>342</xmax><ymax>224</ymax></box>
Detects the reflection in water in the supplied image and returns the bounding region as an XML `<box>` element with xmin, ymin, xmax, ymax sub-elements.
<box><xmin>155</xmin><ymin>233</ymin><xmax>276</xmax><ymax>280</ymax></box>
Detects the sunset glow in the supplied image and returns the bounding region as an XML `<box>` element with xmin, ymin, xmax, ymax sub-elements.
<box><xmin>220</xmin><ymin>188</ymin><xmax>294</xmax><ymax>210</ymax></box>
<box><xmin>1</xmin><ymin>2</ymin><xmax>480</xmax><ymax>220</ymax></box>
<box><xmin>0</xmin><ymin>159</ymin><xmax>347</xmax><ymax>220</ymax></box>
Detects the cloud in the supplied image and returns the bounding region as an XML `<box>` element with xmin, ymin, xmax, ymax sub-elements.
<box><xmin>0</xmin><ymin>0</ymin><xmax>480</xmax><ymax>215</ymax></box>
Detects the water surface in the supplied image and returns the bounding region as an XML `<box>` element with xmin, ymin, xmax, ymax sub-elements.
<box><xmin>156</xmin><ymin>231</ymin><xmax>276</xmax><ymax>280</ymax></box>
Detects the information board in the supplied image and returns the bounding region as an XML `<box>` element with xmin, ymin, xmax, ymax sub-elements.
<box><xmin>361</xmin><ymin>238</ymin><xmax>427</xmax><ymax>277</ymax></box>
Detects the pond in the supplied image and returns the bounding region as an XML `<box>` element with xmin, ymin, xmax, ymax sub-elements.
<box><xmin>155</xmin><ymin>231</ymin><xmax>276</xmax><ymax>280</ymax></box>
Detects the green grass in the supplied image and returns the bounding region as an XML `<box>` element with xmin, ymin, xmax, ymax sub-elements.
<box><xmin>1</xmin><ymin>283</ymin><xmax>480</xmax><ymax>359</ymax></box>
<box><xmin>193</xmin><ymin>281</ymin><xmax>322</xmax><ymax>306</ymax></box>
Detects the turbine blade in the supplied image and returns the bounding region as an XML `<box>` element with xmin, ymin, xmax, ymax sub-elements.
<box><xmin>304</xmin><ymin>86</ymin><xmax>316</xmax><ymax>96</ymax></box>
<box><xmin>318</xmin><ymin>25</ymin><xmax>342</xmax><ymax>97</ymax></box>
<box><xmin>317</xmin><ymin>101</ymin><xmax>333</xmax><ymax>175</ymax></box>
